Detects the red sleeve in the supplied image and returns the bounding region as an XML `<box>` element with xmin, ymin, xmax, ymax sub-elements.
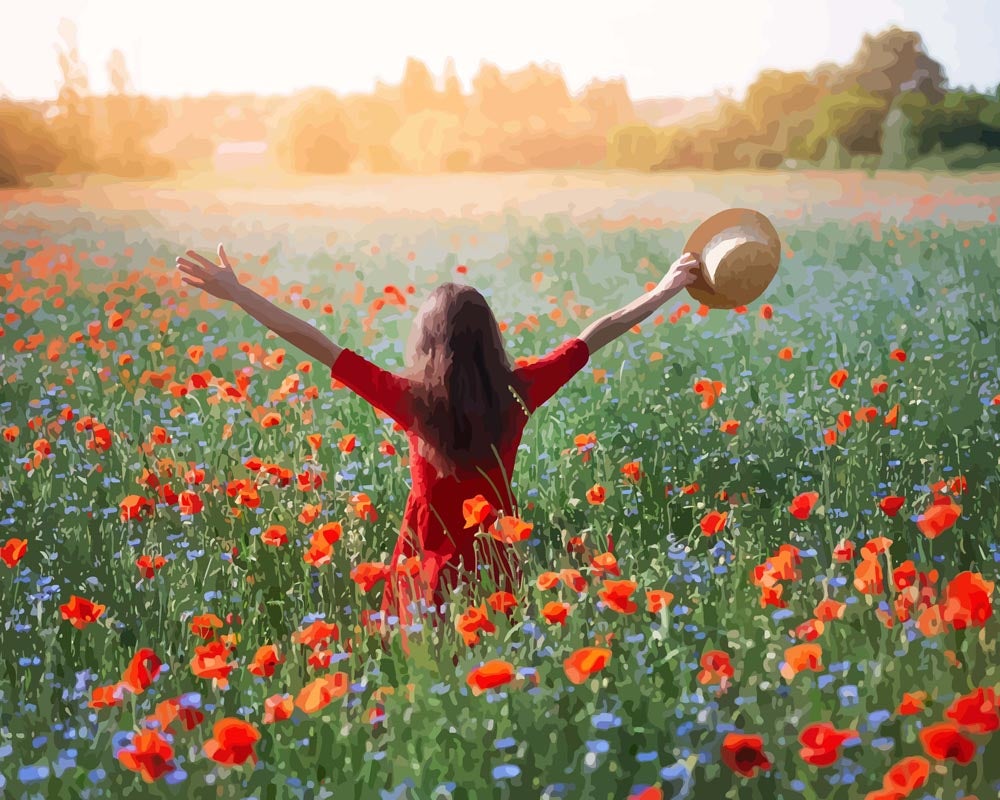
<box><xmin>515</xmin><ymin>337</ymin><xmax>590</xmax><ymax>413</ymax></box>
<box><xmin>330</xmin><ymin>348</ymin><xmax>414</xmax><ymax>429</ymax></box>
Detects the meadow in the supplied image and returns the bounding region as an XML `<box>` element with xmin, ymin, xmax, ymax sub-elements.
<box><xmin>1</xmin><ymin>171</ymin><xmax>999</xmax><ymax>799</ymax></box>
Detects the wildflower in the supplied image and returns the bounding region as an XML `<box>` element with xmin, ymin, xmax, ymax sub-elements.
<box><xmin>60</xmin><ymin>595</ymin><xmax>106</xmax><ymax>629</ymax></box>
<box><xmin>563</xmin><ymin>646</ymin><xmax>612</xmax><ymax>685</ymax></box>
<box><xmin>203</xmin><ymin>718</ymin><xmax>261</xmax><ymax>766</ymax></box>
<box><xmin>721</xmin><ymin>733</ymin><xmax>771</xmax><ymax>777</ymax></box>
<box><xmin>467</xmin><ymin>660</ymin><xmax>516</xmax><ymax>695</ymax></box>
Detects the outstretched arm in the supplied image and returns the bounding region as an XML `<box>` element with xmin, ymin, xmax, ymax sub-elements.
<box><xmin>175</xmin><ymin>244</ymin><xmax>343</xmax><ymax>368</ymax></box>
<box><xmin>578</xmin><ymin>252</ymin><xmax>702</xmax><ymax>354</ymax></box>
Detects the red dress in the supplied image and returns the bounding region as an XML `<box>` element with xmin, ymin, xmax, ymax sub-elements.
<box><xmin>330</xmin><ymin>337</ymin><xmax>590</xmax><ymax>627</ymax></box>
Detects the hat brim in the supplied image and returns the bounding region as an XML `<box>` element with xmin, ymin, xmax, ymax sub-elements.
<box><xmin>683</xmin><ymin>208</ymin><xmax>781</xmax><ymax>309</ymax></box>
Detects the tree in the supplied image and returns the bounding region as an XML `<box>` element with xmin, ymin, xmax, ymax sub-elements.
<box><xmin>275</xmin><ymin>89</ymin><xmax>358</xmax><ymax>174</ymax></box>
<box><xmin>50</xmin><ymin>19</ymin><xmax>97</xmax><ymax>172</ymax></box>
<box><xmin>833</xmin><ymin>27</ymin><xmax>946</xmax><ymax>104</ymax></box>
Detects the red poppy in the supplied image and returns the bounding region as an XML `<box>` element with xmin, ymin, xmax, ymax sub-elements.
<box><xmin>463</xmin><ymin>495</ymin><xmax>495</xmax><ymax>529</ymax></box>
<box><xmin>590</xmin><ymin>552</ymin><xmax>620</xmax><ymax>578</ymax></box>
<box><xmin>121</xmin><ymin>647</ymin><xmax>164</xmax><ymax>694</ymax></box>
<box><xmin>833</xmin><ymin>540</ymin><xmax>855</xmax><ymax>562</ymax></box>
<box><xmin>780</xmin><ymin>643</ymin><xmax>823</xmax><ymax>681</ymax></box>
<box><xmin>338</xmin><ymin>433</ymin><xmax>356</xmax><ymax>453</ymax></box>
<box><xmin>793</xmin><ymin>618</ymin><xmax>825</xmax><ymax>642</ymax></box>
<box><xmin>466</xmin><ymin>660</ymin><xmax>516</xmax><ymax>695</ymax></box>
<box><xmin>563</xmin><ymin>646</ymin><xmax>611</xmax><ymax>685</ymax></box>
<box><xmin>814</xmin><ymin>599</ymin><xmax>846</xmax><ymax>621</ymax></box>
<box><xmin>884</xmin><ymin>755</ymin><xmax>929</xmax><ymax>795</ymax></box>
<box><xmin>789</xmin><ymin>491</ymin><xmax>819</xmax><ymax>520</ymax></box>
<box><xmin>916</xmin><ymin>496</ymin><xmax>961</xmax><ymax>539</ymax></box>
<box><xmin>697</xmin><ymin>650</ymin><xmax>735</xmax><ymax>686</ymax></box>
<box><xmin>60</xmin><ymin>595</ymin><xmax>106</xmax><ymax>629</ymax></box>
<box><xmin>559</xmin><ymin>568</ymin><xmax>588</xmax><ymax>593</ymax></box>
<box><xmin>261</xmin><ymin>525</ymin><xmax>288</xmax><ymax>546</ymax></box>
<box><xmin>829</xmin><ymin>369</ymin><xmax>848</xmax><ymax>389</ymax></box>
<box><xmin>700</xmin><ymin>510</ymin><xmax>728</xmax><ymax>536</ymax></box>
<box><xmin>119</xmin><ymin>494</ymin><xmax>154</xmax><ymax>522</ymax></box>
<box><xmin>620</xmin><ymin>461</ymin><xmax>644</xmax><ymax>482</ymax></box>
<box><xmin>941</xmin><ymin>571</ymin><xmax>994</xmax><ymax>629</ymax></box>
<box><xmin>190</xmin><ymin>613</ymin><xmax>223</xmax><ymax>639</ymax></box>
<box><xmin>599</xmin><ymin>579</ymin><xmax>638</xmax><ymax>614</ymax></box>
<box><xmin>586</xmin><ymin>484</ymin><xmax>606</xmax><ymax>505</ymax></box>
<box><xmin>919</xmin><ymin>722</ymin><xmax>976</xmax><ymax>764</ymax></box>
<box><xmin>247</xmin><ymin>644</ymin><xmax>285</xmax><ymax>678</ymax></box>
<box><xmin>456</xmin><ymin>604</ymin><xmax>495</xmax><ymax>646</ymax></box>
<box><xmin>1</xmin><ymin>537</ymin><xmax>27</xmax><ymax>568</ymax></box>
<box><xmin>536</xmin><ymin>572</ymin><xmax>561</xmax><ymax>591</ymax></box>
<box><xmin>178</xmin><ymin>490</ymin><xmax>203</xmax><ymax>515</ymax></box>
<box><xmin>150</xmin><ymin>697</ymin><xmax>205</xmax><ymax>734</ymax></box>
<box><xmin>879</xmin><ymin>496</ymin><xmax>905</xmax><ymax>517</ymax></box>
<box><xmin>542</xmin><ymin>601</ymin><xmax>570</xmax><ymax>625</ymax></box>
<box><xmin>295</xmin><ymin>672</ymin><xmax>349</xmax><ymax>714</ymax></box>
<box><xmin>945</xmin><ymin>687</ymin><xmax>1000</xmax><ymax>733</ymax></box>
<box><xmin>798</xmin><ymin>722</ymin><xmax>857</xmax><ymax>766</ymax></box>
<box><xmin>135</xmin><ymin>555</ymin><xmax>167</xmax><ymax>579</ymax></box>
<box><xmin>489</xmin><ymin>515</ymin><xmax>533</xmax><ymax>544</ymax></box>
<box><xmin>203</xmin><ymin>718</ymin><xmax>261</xmax><ymax>766</ymax></box>
<box><xmin>896</xmin><ymin>691</ymin><xmax>927</xmax><ymax>716</ymax></box>
<box><xmin>721</xmin><ymin>733</ymin><xmax>771</xmax><ymax>777</ymax></box>
<box><xmin>118</xmin><ymin>730</ymin><xmax>176</xmax><ymax>783</ymax></box>
<box><xmin>263</xmin><ymin>694</ymin><xmax>294</xmax><ymax>724</ymax></box>
<box><xmin>645</xmin><ymin>590</ymin><xmax>674</xmax><ymax>614</ymax></box>
<box><xmin>291</xmin><ymin>619</ymin><xmax>339</xmax><ymax>649</ymax></box>
<box><xmin>90</xmin><ymin>682</ymin><xmax>126</xmax><ymax>709</ymax></box>
<box><xmin>350</xmin><ymin>562</ymin><xmax>389</xmax><ymax>592</ymax></box>
<box><xmin>189</xmin><ymin>641</ymin><xmax>236</xmax><ymax>687</ymax></box>
<box><xmin>487</xmin><ymin>591</ymin><xmax>518</xmax><ymax>615</ymax></box>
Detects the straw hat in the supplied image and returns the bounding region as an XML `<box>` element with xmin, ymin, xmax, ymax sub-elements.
<box><xmin>684</xmin><ymin>208</ymin><xmax>781</xmax><ymax>309</ymax></box>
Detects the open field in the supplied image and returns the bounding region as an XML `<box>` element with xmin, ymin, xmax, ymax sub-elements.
<box><xmin>1</xmin><ymin>170</ymin><xmax>999</xmax><ymax>799</ymax></box>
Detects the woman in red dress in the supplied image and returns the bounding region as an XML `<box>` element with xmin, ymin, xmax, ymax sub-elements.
<box><xmin>176</xmin><ymin>244</ymin><xmax>701</xmax><ymax>637</ymax></box>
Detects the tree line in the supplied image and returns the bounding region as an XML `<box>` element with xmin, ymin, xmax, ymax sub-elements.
<box><xmin>1</xmin><ymin>24</ymin><xmax>997</xmax><ymax>186</ymax></box>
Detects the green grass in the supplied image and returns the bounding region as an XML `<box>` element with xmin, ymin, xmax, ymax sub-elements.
<box><xmin>1</xmin><ymin>204</ymin><xmax>999</xmax><ymax>799</ymax></box>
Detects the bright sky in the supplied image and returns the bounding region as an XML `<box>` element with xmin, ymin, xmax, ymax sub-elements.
<box><xmin>2</xmin><ymin>0</ymin><xmax>996</xmax><ymax>101</ymax></box>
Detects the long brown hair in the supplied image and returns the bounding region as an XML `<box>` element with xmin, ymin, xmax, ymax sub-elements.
<box><xmin>402</xmin><ymin>282</ymin><xmax>528</xmax><ymax>478</ymax></box>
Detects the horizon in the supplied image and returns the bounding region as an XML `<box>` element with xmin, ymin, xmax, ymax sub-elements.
<box><xmin>2</xmin><ymin>0</ymin><xmax>997</xmax><ymax>105</ymax></box>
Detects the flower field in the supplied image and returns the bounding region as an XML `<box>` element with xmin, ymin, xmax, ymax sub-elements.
<box><xmin>1</xmin><ymin>176</ymin><xmax>1000</xmax><ymax>799</ymax></box>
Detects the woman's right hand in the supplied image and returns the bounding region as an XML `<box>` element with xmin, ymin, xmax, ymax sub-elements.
<box><xmin>175</xmin><ymin>243</ymin><xmax>243</xmax><ymax>302</ymax></box>
<box><xmin>657</xmin><ymin>252</ymin><xmax>702</xmax><ymax>295</ymax></box>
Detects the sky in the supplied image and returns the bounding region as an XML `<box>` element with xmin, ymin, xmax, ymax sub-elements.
<box><xmin>1</xmin><ymin>0</ymin><xmax>996</xmax><ymax>102</ymax></box>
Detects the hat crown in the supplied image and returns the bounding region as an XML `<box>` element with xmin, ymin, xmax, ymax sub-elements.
<box><xmin>685</xmin><ymin>209</ymin><xmax>781</xmax><ymax>309</ymax></box>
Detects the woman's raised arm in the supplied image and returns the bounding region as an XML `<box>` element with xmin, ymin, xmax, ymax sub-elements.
<box><xmin>176</xmin><ymin>244</ymin><xmax>343</xmax><ymax>369</ymax></box>
<box><xmin>578</xmin><ymin>252</ymin><xmax>702</xmax><ymax>354</ymax></box>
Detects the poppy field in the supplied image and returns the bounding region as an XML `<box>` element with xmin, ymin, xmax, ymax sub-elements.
<box><xmin>1</xmin><ymin>175</ymin><xmax>1000</xmax><ymax>799</ymax></box>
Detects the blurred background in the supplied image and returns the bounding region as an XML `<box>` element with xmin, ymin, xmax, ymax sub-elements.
<box><xmin>1</xmin><ymin>0</ymin><xmax>998</xmax><ymax>189</ymax></box>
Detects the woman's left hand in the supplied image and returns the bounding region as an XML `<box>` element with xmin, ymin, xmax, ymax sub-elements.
<box><xmin>176</xmin><ymin>244</ymin><xmax>242</xmax><ymax>302</ymax></box>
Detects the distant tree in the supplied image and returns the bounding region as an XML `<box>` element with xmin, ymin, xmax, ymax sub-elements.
<box><xmin>344</xmin><ymin>96</ymin><xmax>403</xmax><ymax>172</ymax></box>
<box><xmin>98</xmin><ymin>49</ymin><xmax>170</xmax><ymax>177</ymax></box>
<box><xmin>400</xmin><ymin>57</ymin><xmax>437</xmax><ymax>116</ymax></box>
<box><xmin>275</xmin><ymin>89</ymin><xmax>358</xmax><ymax>174</ymax></box>
<box><xmin>606</xmin><ymin>124</ymin><xmax>661</xmax><ymax>170</ymax></box>
<box><xmin>440</xmin><ymin>58</ymin><xmax>467</xmax><ymax>116</ymax></box>
<box><xmin>50</xmin><ymin>19</ymin><xmax>98</xmax><ymax>173</ymax></box>
<box><xmin>580</xmin><ymin>79</ymin><xmax>636</xmax><ymax>135</ymax></box>
<box><xmin>833</xmin><ymin>27</ymin><xmax>946</xmax><ymax>104</ymax></box>
<box><xmin>0</xmin><ymin>101</ymin><xmax>63</xmax><ymax>186</ymax></box>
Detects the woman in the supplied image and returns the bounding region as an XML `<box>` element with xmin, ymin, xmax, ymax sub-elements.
<box><xmin>176</xmin><ymin>245</ymin><xmax>702</xmax><ymax>637</ymax></box>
